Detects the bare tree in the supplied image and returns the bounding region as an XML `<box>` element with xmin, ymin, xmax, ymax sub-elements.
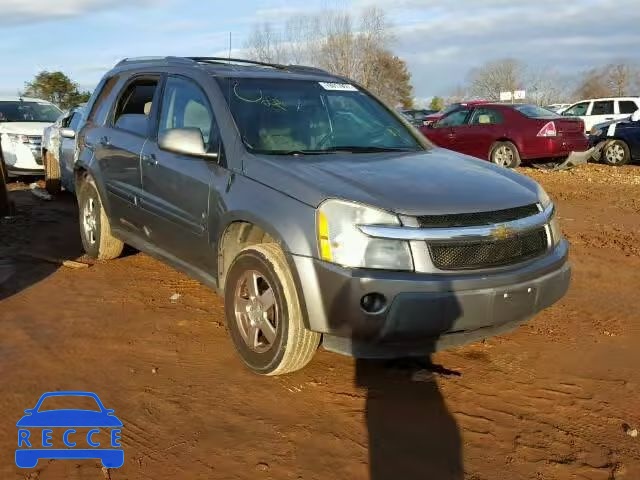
<box><xmin>467</xmin><ymin>58</ymin><xmax>524</xmax><ymax>101</ymax></box>
<box><xmin>244</xmin><ymin>7</ymin><xmax>413</xmax><ymax>108</ymax></box>
<box><xmin>607</xmin><ymin>63</ymin><xmax>631</xmax><ymax>96</ymax></box>
<box><xmin>526</xmin><ymin>69</ymin><xmax>569</xmax><ymax>106</ymax></box>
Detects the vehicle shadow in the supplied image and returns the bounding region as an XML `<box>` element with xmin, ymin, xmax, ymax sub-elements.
<box><xmin>328</xmin><ymin>285</ymin><xmax>464</xmax><ymax>479</ymax></box>
<box><xmin>0</xmin><ymin>187</ymin><xmax>84</xmax><ymax>301</ymax></box>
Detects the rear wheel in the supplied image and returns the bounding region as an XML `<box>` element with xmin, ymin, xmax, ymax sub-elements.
<box><xmin>224</xmin><ymin>243</ymin><xmax>320</xmax><ymax>375</ymax></box>
<box><xmin>490</xmin><ymin>141</ymin><xmax>521</xmax><ymax>168</ymax></box>
<box><xmin>602</xmin><ymin>140</ymin><xmax>630</xmax><ymax>166</ymax></box>
<box><xmin>77</xmin><ymin>176</ymin><xmax>124</xmax><ymax>260</ymax></box>
<box><xmin>44</xmin><ymin>151</ymin><xmax>61</xmax><ymax>194</ymax></box>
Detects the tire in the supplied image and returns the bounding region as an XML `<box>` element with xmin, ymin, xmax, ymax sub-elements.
<box><xmin>44</xmin><ymin>151</ymin><xmax>62</xmax><ymax>195</ymax></box>
<box><xmin>224</xmin><ymin>243</ymin><xmax>320</xmax><ymax>375</ymax></box>
<box><xmin>77</xmin><ymin>176</ymin><xmax>124</xmax><ymax>260</ymax></box>
<box><xmin>490</xmin><ymin>141</ymin><xmax>521</xmax><ymax>168</ymax></box>
<box><xmin>601</xmin><ymin>140</ymin><xmax>631</xmax><ymax>166</ymax></box>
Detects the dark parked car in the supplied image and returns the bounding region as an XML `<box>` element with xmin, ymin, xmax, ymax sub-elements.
<box><xmin>73</xmin><ymin>56</ymin><xmax>570</xmax><ymax>375</ymax></box>
<box><xmin>401</xmin><ymin>108</ymin><xmax>438</xmax><ymax>127</ymax></box>
<box><xmin>421</xmin><ymin>103</ymin><xmax>588</xmax><ymax>168</ymax></box>
<box><xmin>422</xmin><ymin>100</ymin><xmax>490</xmax><ymax>125</ymax></box>
<box><xmin>589</xmin><ymin>110</ymin><xmax>640</xmax><ymax>165</ymax></box>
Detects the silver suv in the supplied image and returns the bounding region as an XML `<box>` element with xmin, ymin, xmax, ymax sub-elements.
<box><xmin>74</xmin><ymin>57</ymin><xmax>570</xmax><ymax>375</ymax></box>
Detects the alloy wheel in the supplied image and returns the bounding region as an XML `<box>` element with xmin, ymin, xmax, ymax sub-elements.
<box><xmin>605</xmin><ymin>143</ymin><xmax>626</xmax><ymax>165</ymax></box>
<box><xmin>83</xmin><ymin>197</ymin><xmax>98</xmax><ymax>245</ymax></box>
<box><xmin>493</xmin><ymin>145</ymin><xmax>514</xmax><ymax>167</ymax></box>
<box><xmin>233</xmin><ymin>270</ymin><xmax>278</xmax><ymax>353</ymax></box>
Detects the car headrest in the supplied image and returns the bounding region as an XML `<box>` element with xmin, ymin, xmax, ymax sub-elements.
<box><xmin>631</xmin><ymin>110</ymin><xmax>640</xmax><ymax>122</ymax></box>
<box><xmin>115</xmin><ymin>114</ymin><xmax>148</xmax><ymax>136</ymax></box>
<box><xmin>144</xmin><ymin>102</ymin><xmax>152</xmax><ymax>116</ymax></box>
<box><xmin>478</xmin><ymin>114</ymin><xmax>491</xmax><ymax>124</ymax></box>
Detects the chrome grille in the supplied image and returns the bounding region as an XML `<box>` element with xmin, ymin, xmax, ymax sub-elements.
<box><xmin>429</xmin><ymin>228</ymin><xmax>548</xmax><ymax>270</ymax></box>
<box><xmin>25</xmin><ymin>136</ymin><xmax>43</xmax><ymax>164</ymax></box>
<box><xmin>417</xmin><ymin>204</ymin><xmax>540</xmax><ymax>228</ymax></box>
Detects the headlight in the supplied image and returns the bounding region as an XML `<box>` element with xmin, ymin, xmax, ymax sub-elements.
<box><xmin>317</xmin><ymin>199</ymin><xmax>413</xmax><ymax>270</ymax></box>
<box><xmin>6</xmin><ymin>133</ymin><xmax>30</xmax><ymax>144</ymax></box>
<box><xmin>537</xmin><ymin>185</ymin><xmax>552</xmax><ymax>209</ymax></box>
<box><xmin>590</xmin><ymin>127</ymin><xmax>603</xmax><ymax>136</ymax></box>
<box><xmin>549</xmin><ymin>213</ymin><xmax>563</xmax><ymax>246</ymax></box>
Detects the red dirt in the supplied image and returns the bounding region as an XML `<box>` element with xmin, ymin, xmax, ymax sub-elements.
<box><xmin>1</xmin><ymin>164</ymin><xmax>639</xmax><ymax>479</ymax></box>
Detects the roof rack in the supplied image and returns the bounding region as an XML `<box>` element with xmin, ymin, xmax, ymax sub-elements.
<box><xmin>189</xmin><ymin>57</ymin><xmax>330</xmax><ymax>75</ymax></box>
<box><xmin>115</xmin><ymin>56</ymin><xmax>330</xmax><ymax>75</ymax></box>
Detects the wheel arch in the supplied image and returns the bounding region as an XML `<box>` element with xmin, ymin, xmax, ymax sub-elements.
<box><xmin>217</xmin><ymin>215</ymin><xmax>312</xmax><ymax>330</ymax></box>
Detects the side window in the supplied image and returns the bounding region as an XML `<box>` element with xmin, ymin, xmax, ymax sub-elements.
<box><xmin>591</xmin><ymin>101</ymin><xmax>614</xmax><ymax>116</ymax></box>
<box><xmin>61</xmin><ymin>114</ymin><xmax>73</xmax><ymax>128</ymax></box>
<box><xmin>564</xmin><ymin>102</ymin><xmax>589</xmax><ymax>116</ymax></box>
<box><xmin>158</xmin><ymin>76</ymin><xmax>216</xmax><ymax>149</ymax></box>
<box><xmin>437</xmin><ymin>109</ymin><xmax>470</xmax><ymax>127</ymax></box>
<box><xmin>619</xmin><ymin>101</ymin><xmax>639</xmax><ymax>115</ymax></box>
<box><xmin>88</xmin><ymin>76</ymin><xmax>120</xmax><ymax>125</ymax></box>
<box><xmin>470</xmin><ymin>108</ymin><xmax>503</xmax><ymax>125</ymax></box>
<box><xmin>69</xmin><ymin>112</ymin><xmax>83</xmax><ymax>131</ymax></box>
<box><xmin>112</xmin><ymin>78</ymin><xmax>158</xmax><ymax>137</ymax></box>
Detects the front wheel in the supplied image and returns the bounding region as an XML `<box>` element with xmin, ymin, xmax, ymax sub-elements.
<box><xmin>224</xmin><ymin>243</ymin><xmax>320</xmax><ymax>375</ymax></box>
<box><xmin>77</xmin><ymin>176</ymin><xmax>124</xmax><ymax>260</ymax></box>
<box><xmin>490</xmin><ymin>141</ymin><xmax>521</xmax><ymax>168</ymax></box>
<box><xmin>602</xmin><ymin>140</ymin><xmax>631</xmax><ymax>166</ymax></box>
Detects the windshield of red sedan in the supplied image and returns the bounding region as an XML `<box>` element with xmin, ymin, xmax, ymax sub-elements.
<box><xmin>216</xmin><ymin>77</ymin><xmax>424</xmax><ymax>154</ymax></box>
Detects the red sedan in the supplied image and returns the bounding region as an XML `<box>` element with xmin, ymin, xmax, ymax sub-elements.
<box><xmin>420</xmin><ymin>103</ymin><xmax>588</xmax><ymax>168</ymax></box>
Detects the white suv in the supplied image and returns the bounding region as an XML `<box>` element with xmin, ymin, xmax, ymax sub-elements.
<box><xmin>0</xmin><ymin>96</ymin><xmax>61</xmax><ymax>178</ymax></box>
<box><xmin>561</xmin><ymin>97</ymin><xmax>640</xmax><ymax>133</ymax></box>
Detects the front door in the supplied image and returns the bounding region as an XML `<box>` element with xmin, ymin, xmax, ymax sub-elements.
<box><xmin>140</xmin><ymin>75</ymin><xmax>229</xmax><ymax>272</ymax></box>
<box><xmin>428</xmin><ymin>109</ymin><xmax>471</xmax><ymax>153</ymax></box>
<box><xmin>59</xmin><ymin>110</ymin><xmax>83</xmax><ymax>188</ymax></box>
<box><xmin>460</xmin><ymin>107</ymin><xmax>506</xmax><ymax>160</ymax></box>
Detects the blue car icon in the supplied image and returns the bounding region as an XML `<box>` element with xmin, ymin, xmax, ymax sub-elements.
<box><xmin>16</xmin><ymin>391</ymin><xmax>123</xmax><ymax>468</ymax></box>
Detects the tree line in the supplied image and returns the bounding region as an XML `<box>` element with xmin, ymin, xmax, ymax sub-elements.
<box><xmin>440</xmin><ymin>58</ymin><xmax>639</xmax><ymax>107</ymax></box>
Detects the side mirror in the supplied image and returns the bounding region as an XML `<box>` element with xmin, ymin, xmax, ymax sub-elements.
<box><xmin>158</xmin><ymin>128</ymin><xmax>217</xmax><ymax>159</ymax></box>
<box><xmin>60</xmin><ymin>128</ymin><xmax>76</xmax><ymax>139</ymax></box>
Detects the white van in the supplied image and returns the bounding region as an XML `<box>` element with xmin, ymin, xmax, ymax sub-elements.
<box><xmin>0</xmin><ymin>97</ymin><xmax>61</xmax><ymax>177</ymax></box>
<box><xmin>562</xmin><ymin>97</ymin><xmax>640</xmax><ymax>133</ymax></box>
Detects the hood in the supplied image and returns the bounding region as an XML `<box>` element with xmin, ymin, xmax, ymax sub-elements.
<box><xmin>0</xmin><ymin>122</ymin><xmax>52</xmax><ymax>135</ymax></box>
<box><xmin>244</xmin><ymin>148</ymin><xmax>540</xmax><ymax>216</ymax></box>
<box><xmin>16</xmin><ymin>409</ymin><xmax>123</xmax><ymax>427</ymax></box>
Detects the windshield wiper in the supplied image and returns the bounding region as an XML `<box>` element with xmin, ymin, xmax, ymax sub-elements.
<box><xmin>322</xmin><ymin>146</ymin><xmax>420</xmax><ymax>153</ymax></box>
<box><xmin>258</xmin><ymin>149</ymin><xmax>339</xmax><ymax>156</ymax></box>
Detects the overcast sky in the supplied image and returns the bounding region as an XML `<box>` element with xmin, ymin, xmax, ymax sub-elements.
<box><xmin>1</xmin><ymin>0</ymin><xmax>638</xmax><ymax>100</ymax></box>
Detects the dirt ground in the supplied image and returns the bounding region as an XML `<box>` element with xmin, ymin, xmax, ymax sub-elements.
<box><xmin>1</xmin><ymin>164</ymin><xmax>639</xmax><ymax>480</ymax></box>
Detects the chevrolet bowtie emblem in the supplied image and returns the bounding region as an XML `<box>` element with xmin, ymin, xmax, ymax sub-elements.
<box><xmin>491</xmin><ymin>225</ymin><xmax>515</xmax><ymax>240</ymax></box>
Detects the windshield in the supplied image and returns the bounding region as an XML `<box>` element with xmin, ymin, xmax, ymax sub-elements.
<box><xmin>513</xmin><ymin>104</ymin><xmax>560</xmax><ymax>119</ymax></box>
<box><xmin>217</xmin><ymin>78</ymin><xmax>423</xmax><ymax>154</ymax></box>
<box><xmin>0</xmin><ymin>101</ymin><xmax>61</xmax><ymax>123</ymax></box>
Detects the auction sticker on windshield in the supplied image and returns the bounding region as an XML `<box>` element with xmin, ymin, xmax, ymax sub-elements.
<box><xmin>319</xmin><ymin>82</ymin><xmax>358</xmax><ymax>91</ymax></box>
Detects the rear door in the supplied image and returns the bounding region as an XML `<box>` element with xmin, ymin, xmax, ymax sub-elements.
<box><xmin>588</xmin><ymin>100</ymin><xmax>615</xmax><ymax>130</ymax></box>
<box><xmin>427</xmin><ymin>109</ymin><xmax>471</xmax><ymax>151</ymax></box>
<box><xmin>617</xmin><ymin>100</ymin><xmax>639</xmax><ymax>118</ymax></box>
<box><xmin>459</xmin><ymin>107</ymin><xmax>505</xmax><ymax>159</ymax></box>
<box><xmin>140</xmin><ymin>74</ymin><xmax>229</xmax><ymax>271</ymax></box>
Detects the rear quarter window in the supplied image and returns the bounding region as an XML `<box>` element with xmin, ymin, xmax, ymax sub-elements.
<box><xmin>619</xmin><ymin>100</ymin><xmax>639</xmax><ymax>114</ymax></box>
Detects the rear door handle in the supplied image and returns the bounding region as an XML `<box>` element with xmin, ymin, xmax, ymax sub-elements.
<box><xmin>142</xmin><ymin>153</ymin><xmax>157</xmax><ymax>166</ymax></box>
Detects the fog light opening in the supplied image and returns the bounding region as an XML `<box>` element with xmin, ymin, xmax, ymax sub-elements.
<box><xmin>360</xmin><ymin>293</ymin><xmax>387</xmax><ymax>314</ymax></box>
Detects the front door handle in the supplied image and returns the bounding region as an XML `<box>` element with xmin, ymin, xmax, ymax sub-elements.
<box><xmin>99</xmin><ymin>136</ymin><xmax>110</xmax><ymax>146</ymax></box>
<box><xmin>142</xmin><ymin>153</ymin><xmax>158</xmax><ymax>166</ymax></box>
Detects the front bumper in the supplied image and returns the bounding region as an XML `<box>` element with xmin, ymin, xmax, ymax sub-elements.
<box><xmin>293</xmin><ymin>240</ymin><xmax>570</xmax><ymax>358</ymax></box>
<box><xmin>1</xmin><ymin>135</ymin><xmax>44</xmax><ymax>175</ymax></box>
